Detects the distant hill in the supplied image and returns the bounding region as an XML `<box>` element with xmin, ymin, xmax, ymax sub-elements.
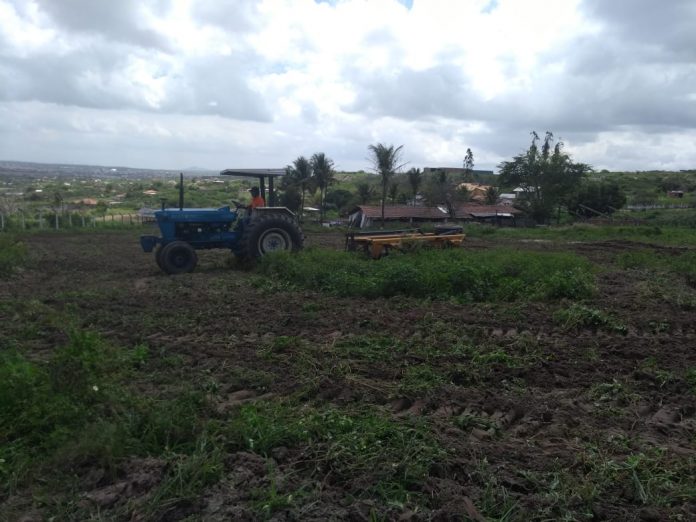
<box><xmin>0</xmin><ymin>160</ymin><xmax>218</xmax><ymax>179</ymax></box>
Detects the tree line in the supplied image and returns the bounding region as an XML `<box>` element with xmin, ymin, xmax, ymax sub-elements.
<box><xmin>280</xmin><ymin>134</ymin><xmax>628</xmax><ymax>225</ymax></box>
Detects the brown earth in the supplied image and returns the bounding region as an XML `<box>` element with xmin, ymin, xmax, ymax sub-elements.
<box><xmin>1</xmin><ymin>230</ymin><xmax>695</xmax><ymax>521</ymax></box>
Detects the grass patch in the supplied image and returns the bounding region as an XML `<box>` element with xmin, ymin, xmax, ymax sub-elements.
<box><xmin>616</xmin><ymin>249</ymin><xmax>696</xmax><ymax>286</ymax></box>
<box><xmin>259</xmin><ymin>248</ymin><xmax>595</xmax><ymax>302</ymax></box>
<box><xmin>686</xmin><ymin>368</ymin><xmax>696</xmax><ymax>394</ymax></box>
<box><xmin>225</xmin><ymin>399</ymin><xmax>444</xmax><ymax>504</ymax></box>
<box><xmin>0</xmin><ymin>328</ymin><xmax>221</xmax><ymax>519</ymax></box>
<box><xmin>553</xmin><ymin>304</ymin><xmax>628</xmax><ymax>333</ymax></box>
<box><xmin>463</xmin><ymin>223</ymin><xmax>696</xmax><ymax>246</ymax></box>
<box><xmin>0</xmin><ymin>234</ymin><xmax>27</xmax><ymax>276</ymax></box>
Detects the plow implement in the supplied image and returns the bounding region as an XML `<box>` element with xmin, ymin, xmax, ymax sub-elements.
<box><xmin>345</xmin><ymin>226</ymin><xmax>465</xmax><ymax>259</ymax></box>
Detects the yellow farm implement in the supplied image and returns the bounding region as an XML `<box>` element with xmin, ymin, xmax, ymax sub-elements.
<box><xmin>345</xmin><ymin>227</ymin><xmax>465</xmax><ymax>259</ymax></box>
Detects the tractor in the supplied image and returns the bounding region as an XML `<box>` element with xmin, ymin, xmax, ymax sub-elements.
<box><xmin>140</xmin><ymin>168</ymin><xmax>303</xmax><ymax>274</ymax></box>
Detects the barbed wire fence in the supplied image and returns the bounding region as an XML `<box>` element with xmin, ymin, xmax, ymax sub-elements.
<box><xmin>0</xmin><ymin>208</ymin><xmax>155</xmax><ymax>232</ymax></box>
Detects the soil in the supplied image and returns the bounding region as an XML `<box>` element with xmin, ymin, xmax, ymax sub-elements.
<box><xmin>1</xmin><ymin>230</ymin><xmax>695</xmax><ymax>521</ymax></box>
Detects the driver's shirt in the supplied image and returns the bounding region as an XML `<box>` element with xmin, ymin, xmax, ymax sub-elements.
<box><xmin>250</xmin><ymin>196</ymin><xmax>266</xmax><ymax>209</ymax></box>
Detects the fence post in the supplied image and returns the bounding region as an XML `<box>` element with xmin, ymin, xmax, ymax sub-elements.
<box><xmin>81</xmin><ymin>215</ymin><xmax>85</xmax><ymax>227</ymax></box>
<box><xmin>68</xmin><ymin>214</ymin><xmax>73</xmax><ymax>227</ymax></box>
<box><xmin>0</xmin><ymin>213</ymin><xmax>4</xmax><ymax>231</ymax></box>
<box><xmin>21</xmin><ymin>212</ymin><xmax>25</xmax><ymax>230</ymax></box>
<box><xmin>39</xmin><ymin>211</ymin><xmax>43</xmax><ymax>229</ymax></box>
<box><xmin>92</xmin><ymin>217</ymin><xmax>96</xmax><ymax>227</ymax></box>
<box><xmin>55</xmin><ymin>214</ymin><xmax>59</xmax><ymax>230</ymax></box>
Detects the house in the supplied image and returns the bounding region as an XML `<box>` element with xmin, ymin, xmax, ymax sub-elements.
<box><xmin>453</xmin><ymin>203</ymin><xmax>522</xmax><ymax>225</ymax></box>
<box><xmin>348</xmin><ymin>203</ymin><xmax>522</xmax><ymax>228</ymax></box>
<box><xmin>667</xmin><ymin>190</ymin><xmax>684</xmax><ymax>198</ymax></box>
<box><xmin>348</xmin><ymin>205</ymin><xmax>449</xmax><ymax>228</ymax></box>
<box><xmin>499</xmin><ymin>193</ymin><xmax>517</xmax><ymax>206</ymax></box>
<box><xmin>73</xmin><ymin>198</ymin><xmax>98</xmax><ymax>206</ymax></box>
<box><xmin>456</xmin><ymin>183</ymin><xmax>492</xmax><ymax>201</ymax></box>
<box><xmin>423</xmin><ymin>167</ymin><xmax>494</xmax><ymax>177</ymax></box>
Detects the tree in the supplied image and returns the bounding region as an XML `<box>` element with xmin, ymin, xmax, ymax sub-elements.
<box><xmin>368</xmin><ymin>143</ymin><xmax>405</xmax><ymax>227</ymax></box>
<box><xmin>325</xmin><ymin>189</ymin><xmax>355</xmax><ymax>213</ymax></box>
<box><xmin>454</xmin><ymin>184</ymin><xmax>471</xmax><ymax>204</ymax></box>
<box><xmin>423</xmin><ymin>170</ymin><xmax>458</xmax><ymax>216</ymax></box>
<box><xmin>95</xmin><ymin>200</ymin><xmax>108</xmax><ymax>216</ymax></box>
<box><xmin>463</xmin><ymin>148</ymin><xmax>474</xmax><ymax>181</ymax></box>
<box><xmin>310</xmin><ymin>153</ymin><xmax>335</xmax><ymax>224</ymax></box>
<box><xmin>286</xmin><ymin>156</ymin><xmax>313</xmax><ymax>221</ymax></box>
<box><xmin>498</xmin><ymin>131</ymin><xmax>591</xmax><ymax>223</ymax></box>
<box><xmin>0</xmin><ymin>195</ymin><xmax>21</xmax><ymax>216</ymax></box>
<box><xmin>484</xmin><ymin>186</ymin><xmax>499</xmax><ymax>205</ymax></box>
<box><xmin>279</xmin><ymin>186</ymin><xmax>302</xmax><ymax>212</ymax></box>
<box><xmin>406</xmin><ymin>168</ymin><xmax>423</xmax><ymax>205</ymax></box>
<box><xmin>356</xmin><ymin>182</ymin><xmax>374</xmax><ymax>204</ymax></box>
<box><xmin>568</xmin><ymin>181</ymin><xmax>626</xmax><ymax>217</ymax></box>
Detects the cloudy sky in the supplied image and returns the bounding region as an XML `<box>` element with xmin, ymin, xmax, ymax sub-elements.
<box><xmin>1</xmin><ymin>0</ymin><xmax>695</xmax><ymax>172</ymax></box>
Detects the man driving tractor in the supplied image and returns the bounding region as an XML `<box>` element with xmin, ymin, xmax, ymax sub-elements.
<box><xmin>249</xmin><ymin>186</ymin><xmax>266</xmax><ymax>210</ymax></box>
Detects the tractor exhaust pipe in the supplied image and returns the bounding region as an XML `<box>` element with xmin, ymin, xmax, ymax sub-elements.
<box><xmin>179</xmin><ymin>172</ymin><xmax>184</xmax><ymax>210</ymax></box>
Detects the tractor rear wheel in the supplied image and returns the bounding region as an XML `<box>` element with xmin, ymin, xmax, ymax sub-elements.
<box><xmin>160</xmin><ymin>241</ymin><xmax>198</xmax><ymax>274</ymax></box>
<box><xmin>238</xmin><ymin>213</ymin><xmax>303</xmax><ymax>260</ymax></box>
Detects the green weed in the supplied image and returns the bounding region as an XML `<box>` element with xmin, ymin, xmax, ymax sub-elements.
<box><xmin>553</xmin><ymin>304</ymin><xmax>627</xmax><ymax>333</ymax></box>
<box><xmin>578</xmin><ymin>446</ymin><xmax>696</xmax><ymax>507</ymax></box>
<box><xmin>0</xmin><ymin>234</ymin><xmax>27</xmax><ymax>276</ymax></box>
<box><xmin>0</xmin><ymin>328</ymin><xmax>216</xmax><ymax>506</ymax></box>
<box><xmin>399</xmin><ymin>364</ymin><xmax>446</xmax><ymax>395</ymax></box>
<box><xmin>251</xmin><ymin>473</ymin><xmax>303</xmax><ymax>518</ymax></box>
<box><xmin>616</xmin><ymin>250</ymin><xmax>696</xmax><ymax>286</ymax></box>
<box><xmin>224</xmin><ymin>400</ymin><xmax>444</xmax><ymax>502</ymax></box>
<box><xmin>259</xmin><ymin>248</ymin><xmax>595</xmax><ymax>302</ymax></box>
<box><xmin>686</xmin><ymin>368</ymin><xmax>696</xmax><ymax>393</ymax></box>
<box><xmin>142</xmin><ymin>430</ymin><xmax>224</xmax><ymax>520</ymax></box>
<box><xmin>463</xmin><ymin>223</ymin><xmax>696</xmax><ymax>246</ymax></box>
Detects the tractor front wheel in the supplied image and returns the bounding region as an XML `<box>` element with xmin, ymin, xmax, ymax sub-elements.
<box><xmin>159</xmin><ymin>241</ymin><xmax>198</xmax><ymax>274</ymax></box>
<box><xmin>238</xmin><ymin>213</ymin><xmax>303</xmax><ymax>260</ymax></box>
<box><xmin>155</xmin><ymin>244</ymin><xmax>165</xmax><ymax>270</ymax></box>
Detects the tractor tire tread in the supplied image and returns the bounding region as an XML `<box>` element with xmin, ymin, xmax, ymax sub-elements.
<box><xmin>237</xmin><ymin>212</ymin><xmax>303</xmax><ymax>260</ymax></box>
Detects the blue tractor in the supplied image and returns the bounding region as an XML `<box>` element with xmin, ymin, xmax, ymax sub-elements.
<box><xmin>140</xmin><ymin>168</ymin><xmax>303</xmax><ymax>274</ymax></box>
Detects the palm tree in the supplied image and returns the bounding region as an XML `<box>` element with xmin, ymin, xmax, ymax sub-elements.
<box><xmin>367</xmin><ymin>143</ymin><xmax>405</xmax><ymax>227</ymax></box>
<box><xmin>290</xmin><ymin>156</ymin><xmax>313</xmax><ymax>221</ymax></box>
<box><xmin>407</xmin><ymin>168</ymin><xmax>422</xmax><ymax>205</ymax></box>
<box><xmin>310</xmin><ymin>152</ymin><xmax>335</xmax><ymax>224</ymax></box>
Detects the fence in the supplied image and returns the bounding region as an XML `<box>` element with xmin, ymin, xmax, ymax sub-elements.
<box><xmin>0</xmin><ymin>211</ymin><xmax>154</xmax><ymax>232</ymax></box>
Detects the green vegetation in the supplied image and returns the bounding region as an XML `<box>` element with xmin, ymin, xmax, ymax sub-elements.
<box><xmin>498</xmin><ymin>131</ymin><xmax>592</xmax><ymax>223</ymax></box>
<box><xmin>228</xmin><ymin>400</ymin><xmax>442</xmax><ymax>497</ymax></box>
<box><xmin>615</xmin><ymin>249</ymin><xmax>696</xmax><ymax>285</ymax></box>
<box><xmin>0</xmin><ymin>329</ymin><xmax>221</xmax><ymax>516</ymax></box>
<box><xmin>0</xmin><ymin>234</ymin><xmax>26</xmax><ymax>275</ymax></box>
<box><xmin>259</xmin><ymin>247</ymin><xmax>595</xmax><ymax>302</ymax></box>
<box><xmin>462</xmin><ymin>222</ymin><xmax>696</xmax><ymax>246</ymax></box>
<box><xmin>2</xmin><ymin>223</ymin><xmax>694</xmax><ymax>520</ymax></box>
<box><xmin>553</xmin><ymin>304</ymin><xmax>627</xmax><ymax>333</ymax></box>
<box><xmin>519</xmin><ymin>447</ymin><xmax>695</xmax><ymax>519</ymax></box>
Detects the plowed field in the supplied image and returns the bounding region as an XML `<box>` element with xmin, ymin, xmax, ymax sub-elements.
<box><xmin>1</xmin><ymin>230</ymin><xmax>695</xmax><ymax>521</ymax></box>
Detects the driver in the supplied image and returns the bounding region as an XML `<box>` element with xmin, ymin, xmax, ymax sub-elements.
<box><xmin>249</xmin><ymin>186</ymin><xmax>266</xmax><ymax>210</ymax></box>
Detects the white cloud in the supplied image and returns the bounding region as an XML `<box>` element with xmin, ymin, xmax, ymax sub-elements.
<box><xmin>0</xmin><ymin>0</ymin><xmax>695</xmax><ymax>171</ymax></box>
